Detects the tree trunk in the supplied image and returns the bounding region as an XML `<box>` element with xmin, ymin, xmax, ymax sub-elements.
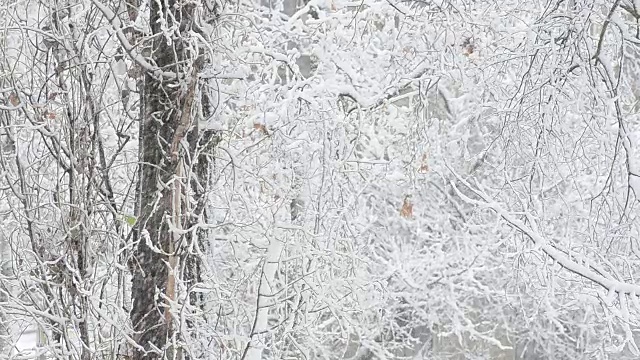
<box><xmin>131</xmin><ymin>1</ymin><xmax>216</xmax><ymax>359</ymax></box>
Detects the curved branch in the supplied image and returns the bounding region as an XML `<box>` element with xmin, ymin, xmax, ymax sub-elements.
<box><xmin>89</xmin><ymin>0</ymin><xmax>177</xmax><ymax>80</ymax></box>
<box><xmin>446</xmin><ymin>164</ymin><xmax>640</xmax><ymax>296</ymax></box>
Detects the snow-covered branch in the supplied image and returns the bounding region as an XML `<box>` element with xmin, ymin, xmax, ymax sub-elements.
<box><xmin>447</xmin><ymin>164</ymin><xmax>640</xmax><ymax>296</ymax></box>
<box><xmin>90</xmin><ymin>0</ymin><xmax>178</xmax><ymax>80</ymax></box>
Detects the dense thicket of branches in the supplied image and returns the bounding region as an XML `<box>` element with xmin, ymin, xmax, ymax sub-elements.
<box><xmin>0</xmin><ymin>0</ymin><xmax>638</xmax><ymax>359</ymax></box>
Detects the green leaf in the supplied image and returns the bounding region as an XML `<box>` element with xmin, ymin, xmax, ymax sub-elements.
<box><xmin>120</xmin><ymin>214</ymin><xmax>137</xmax><ymax>227</ymax></box>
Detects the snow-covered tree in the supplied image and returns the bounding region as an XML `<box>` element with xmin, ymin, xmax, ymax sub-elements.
<box><xmin>0</xmin><ymin>0</ymin><xmax>639</xmax><ymax>359</ymax></box>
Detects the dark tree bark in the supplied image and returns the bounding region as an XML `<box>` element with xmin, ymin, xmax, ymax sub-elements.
<box><xmin>130</xmin><ymin>1</ymin><xmax>216</xmax><ymax>358</ymax></box>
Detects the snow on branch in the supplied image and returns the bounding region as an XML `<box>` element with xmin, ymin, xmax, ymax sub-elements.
<box><xmin>340</xmin><ymin>65</ymin><xmax>438</xmax><ymax>114</ymax></box>
<box><xmin>446</xmin><ymin>164</ymin><xmax>640</xmax><ymax>297</ymax></box>
<box><xmin>90</xmin><ymin>0</ymin><xmax>177</xmax><ymax>80</ymax></box>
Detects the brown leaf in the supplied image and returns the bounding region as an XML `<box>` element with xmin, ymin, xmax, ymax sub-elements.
<box><xmin>418</xmin><ymin>153</ymin><xmax>429</xmax><ymax>173</ymax></box>
<box><xmin>9</xmin><ymin>92</ymin><xmax>20</xmax><ymax>106</ymax></box>
<box><xmin>253</xmin><ymin>123</ymin><xmax>269</xmax><ymax>135</ymax></box>
<box><xmin>400</xmin><ymin>196</ymin><xmax>413</xmax><ymax>218</ymax></box>
<box><xmin>463</xmin><ymin>44</ymin><xmax>474</xmax><ymax>56</ymax></box>
<box><xmin>462</xmin><ymin>37</ymin><xmax>475</xmax><ymax>56</ymax></box>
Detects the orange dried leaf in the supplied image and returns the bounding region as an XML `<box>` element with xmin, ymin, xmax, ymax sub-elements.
<box><xmin>400</xmin><ymin>197</ymin><xmax>413</xmax><ymax>218</ymax></box>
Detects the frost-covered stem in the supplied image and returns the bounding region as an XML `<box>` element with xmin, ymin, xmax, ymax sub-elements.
<box><xmin>594</xmin><ymin>46</ymin><xmax>640</xmax><ymax>210</ymax></box>
<box><xmin>448</xmin><ymin>165</ymin><xmax>640</xmax><ymax>295</ymax></box>
<box><xmin>0</xmin><ymin>229</ymin><xmax>10</xmax><ymax>356</ymax></box>
<box><xmin>90</xmin><ymin>0</ymin><xmax>177</xmax><ymax>80</ymax></box>
<box><xmin>243</xmin><ymin>237</ymin><xmax>284</xmax><ymax>360</ymax></box>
